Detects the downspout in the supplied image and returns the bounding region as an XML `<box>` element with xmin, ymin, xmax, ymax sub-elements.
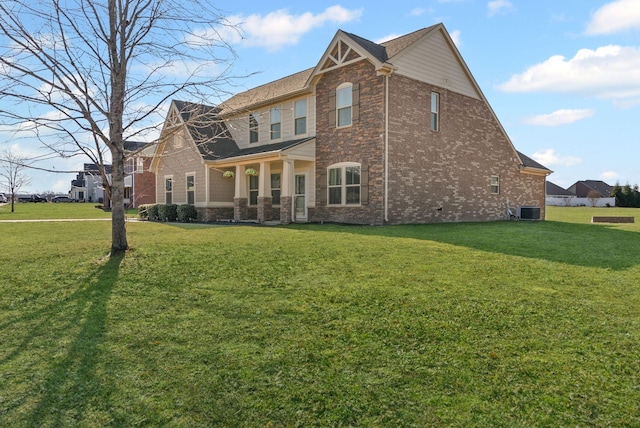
<box><xmin>384</xmin><ymin>73</ymin><xmax>390</xmax><ymax>223</ymax></box>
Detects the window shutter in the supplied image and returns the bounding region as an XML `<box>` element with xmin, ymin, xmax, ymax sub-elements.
<box><xmin>328</xmin><ymin>90</ymin><xmax>336</xmax><ymax>127</ymax></box>
<box><xmin>318</xmin><ymin>169</ymin><xmax>327</xmax><ymax>205</ymax></box>
<box><xmin>360</xmin><ymin>164</ymin><xmax>368</xmax><ymax>205</ymax></box>
<box><xmin>352</xmin><ymin>83</ymin><xmax>360</xmax><ymax>123</ymax></box>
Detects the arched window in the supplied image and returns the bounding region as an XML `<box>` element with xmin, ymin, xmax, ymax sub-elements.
<box><xmin>327</xmin><ymin>162</ymin><xmax>361</xmax><ymax>206</ymax></box>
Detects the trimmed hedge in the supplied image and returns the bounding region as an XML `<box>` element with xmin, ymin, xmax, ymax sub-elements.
<box><xmin>147</xmin><ymin>204</ymin><xmax>159</xmax><ymax>221</ymax></box>
<box><xmin>158</xmin><ymin>204</ymin><xmax>178</xmax><ymax>222</ymax></box>
<box><xmin>177</xmin><ymin>204</ymin><xmax>198</xmax><ymax>222</ymax></box>
<box><xmin>138</xmin><ymin>204</ymin><xmax>152</xmax><ymax>219</ymax></box>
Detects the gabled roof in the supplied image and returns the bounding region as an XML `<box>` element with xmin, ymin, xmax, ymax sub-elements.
<box><xmin>171</xmin><ymin>100</ymin><xmax>239</xmax><ymax>160</ymax></box>
<box><xmin>546</xmin><ymin>181</ymin><xmax>574</xmax><ymax>196</ymax></box>
<box><xmin>569</xmin><ymin>180</ymin><xmax>613</xmax><ymax>197</ymax></box>
<box><xmin>517</xmin><ymin>151</ymin><xmax>552</xmax><ymax>174</ymax></box>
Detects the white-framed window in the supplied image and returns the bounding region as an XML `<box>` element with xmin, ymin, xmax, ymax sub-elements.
<box><xmin>136</xmin><ymin>157</ymin><xmax>144</xmax><ymax>174</ymax></box>
<box><xmin>271</xmin><ymin>173</ymin><xmax>281</xmax><ymax>205</ymax></box>
<box><xmin>431</xmin><ymin>92</ymin><xmax>440</xmax><ymax>131</ymax></box>
<box><xmin>270</xmin><ymin>107</ymin><xmax>281</xmax><ymax>140</ymax></box>
<box><xmin>491</xmin><ymin>175</ymin><xmax>500</xmax><ymax>194</ymax></box>
<box><xmin>249</xmin><ymin>112</ymin><xmax>259</xmax><ymax>144</ymax></box>
<box><xmin>186</xmin><ymin>173</ymin><xmax>195</xmax><ymax>205</ymax></box>
<box><xmin>165</xmin><ymin>176</ymin><xmax>173</xmax><ymax>205</ymax></box>
<box><xmin>328</xmin><ymin>163</ymin><xmax>361</xmax><ymax>206</ymax></box>
<box><xmin>249</xmin><ymin>175</ymin><xmax>259</xmax><ymax>206</ymax></box>
<box><xmin>294</xmin><ymin>99</ymin><xmax>307</xmax><ymax>135</ymax></box>
<box><xmin>336</xmin><ymin>83</ymin><xmax>353</xmax><ymax>127</ymax></box>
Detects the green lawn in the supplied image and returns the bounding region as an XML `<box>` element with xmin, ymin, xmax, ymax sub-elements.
<box><xmin>1</xmin><ymin>206</ymin><xmax>639</xmax><ymax>426</ymax></box>
<box><xmin>0</xmin><ymin>201</ymin><xmax>114</xmax><ymax>220</ymax></box>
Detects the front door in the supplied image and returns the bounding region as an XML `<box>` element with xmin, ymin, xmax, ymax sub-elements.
<box><xmin>294</xmin><ymin>174</ymin><xmax>307</xmax><ymax>220</ymax></box>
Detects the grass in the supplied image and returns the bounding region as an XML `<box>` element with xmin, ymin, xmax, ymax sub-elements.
<box><xmin>1</xmin><ymin>205</ymin><xmax>640</xmax><ymax>426</ymax></box>
<box><xmin>0</xmin><ymin>202</ymin><xmax>137</xmax><ymax>220</ymax></box>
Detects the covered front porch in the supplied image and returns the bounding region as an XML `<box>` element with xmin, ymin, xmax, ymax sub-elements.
<box><xmin>208</xmin><ymin>138</ymin><xmax>316</xmax><ymax>224</ymax></box>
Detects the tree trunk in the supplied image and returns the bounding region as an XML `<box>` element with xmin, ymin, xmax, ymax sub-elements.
<box><xmin>110</xmin><ymin>152</ymin><xmax>128</xmax><ymax>254</ymax></box>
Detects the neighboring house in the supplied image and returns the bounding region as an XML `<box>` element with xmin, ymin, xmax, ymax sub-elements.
<box><xmin>70</xmin><ymin>164</ymin><xmax>112</xmax><ymax>203</ymax></box>
<box><xmin>124</xmin><ymin>141</ymin><xmax>156</xmax><ymax>208</ymax></box>
<box><xmin>546</xmin><ymin>180</ymin><xmax>615</xmax><ymax>207</ymax></box>
<box><xmin>151</xmin><ymin>24</ymin><xmax>551</xmax><ymax>224</ymax></box>
<box><xmin>567</xmin><ymin>180</ymin><xmax>613</xmax><ymax>198</ymax></box>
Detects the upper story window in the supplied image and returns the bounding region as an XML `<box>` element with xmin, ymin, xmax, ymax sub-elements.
<box><xmin>328</xmin><ymin>162</ymin><xmax>361</xmax><ymax>206</ymax></box>
<box><xmin>336</xmin><ymin>83</ymin><xmax>352</xmax><ymax>127</ymax></box>
<box><xmin>431</xmin><ymin>92</ymin><xmax>440</xmax><ymax>131</ymax></box>
<box><xmin>249</xmin><ymin>112</ymin><xmax>259</xmax><ymax>144</ymax></box>
<box><xmin>491</xmin><ymin>175</ymin><xmax>500</xmax><ymax>194</ymax></box>
<box><xmin>294</xmin><ymin>99</ymin><xmax>307</xmax><ymax>135</ymax></box>
<box><xmin>270</xmin><ymin>107</ymin><xmax>281</xmax><ymax>140</ymax></box>
<box><xmin>136</xmin><ymin>157</ymin><xmax>144</xmax><ymax>174</ymax></box>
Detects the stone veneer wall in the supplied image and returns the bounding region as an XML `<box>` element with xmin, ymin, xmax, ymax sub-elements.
<box><xmin>385</xmin><ymin>74</ymin><xmax>545</xmax><ymax>223</ymax></box>
<box><xmin>311</xmin><ymin>60</ymin><xmax>386</xmax><ymax>225</ymax></box>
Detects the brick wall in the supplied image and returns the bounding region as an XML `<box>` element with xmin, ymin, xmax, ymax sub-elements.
<box><xmin>386</xmin><ymin>74</ymin><xmax>546</xmax><ymax>223</ymax></box>
<box><xmin>132</xmin><ymin>157</ymin><xmax>156</xmax><ymax>207</ymax></box>
<box><xmin>312</xmin><ymin>60</ymin><xmax>386</xmax><ymax>225</ymax></box>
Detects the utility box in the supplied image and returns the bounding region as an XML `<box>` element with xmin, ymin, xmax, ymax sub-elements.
<box><xmin>517</xmin><ymin>206</ymin><xmax>541</xmax><ymax>220</ymax></box>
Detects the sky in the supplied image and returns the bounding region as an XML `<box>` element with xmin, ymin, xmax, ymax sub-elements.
<box><xmin>2</xmin><ymin>0</ymin><xmax>640</xmax><ymax>193</ymax></box>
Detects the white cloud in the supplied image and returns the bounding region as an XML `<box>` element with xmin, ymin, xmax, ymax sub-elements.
<box><xmin>585</xmin><ymin>0</ymin><xmax>640</xmax><ymax>35</ymax></box>
<box><xmin>601</xmin><ymin>171</ymin><xmax>619</xmax><ymax>181</ymax></box>
<box><xmin>532</xmin><ymin>149</ymin><xmax>582</xmax><ymax>167</ymax></box>
<box><xmin>375</xmin><ymin>33</ymin><xmax>402</xmax><ymax>44</ymax></box>
<box><xmin>205</xmin><ymin>6</ymin><xmax>363</xmax><ymax>52</ymax></box>
<box><xmin>488</xmin><ymin>0</ymin><xmax>513</xmax><ymax>17</ymax></box>
<box><xmin>410</xmin><ymin>7</ymin><xmax>427</xmax><ymax>17</ymax></box>
<box><xmin>449</xmin><ymin>30</ymin><xmax>462</xmax><ymax>48</ymax></box>
<box><xmin>524</xmin><ymin>108</ymin><xmax>595</xmax><ymax>126</ymax></box>
<box><xmin>497</xmin><ymin>45</ymin><xmax>640</xmax><ymax>101</ymax></box>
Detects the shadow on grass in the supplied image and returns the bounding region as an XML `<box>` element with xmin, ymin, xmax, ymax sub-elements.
<box><xmin>0</xmin><ymin>254</ymin><xmax>147</xmax><ymax>426</ymax></box>
<box><xmin>286</xmin><ymin>220</ymin><xmax>640</xmax><ymax>271</ymax></box>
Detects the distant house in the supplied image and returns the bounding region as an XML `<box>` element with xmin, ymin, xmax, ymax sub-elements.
<box><xmin>124</xmin><ymin>141</ymin><xmax>156</xmax><ymax>208</ymax></box>
<box><xmin>151</xmin><ymin>24</ymin><xmax>551</xmax><ymax>224</ymax></box>
<box><xmin>70</xmin><ymin>164</ymin><xmax>112</xmax><ymax>203</ymax></box>
<box><xmin>567</xmin><ymin>180</ymin><xmax>613</xmax><ymax>198</ymax></box>
<box><xmin>546</xmin><ymin>180</ymin><xmax>615</xmax><ymax>207</ymax></box>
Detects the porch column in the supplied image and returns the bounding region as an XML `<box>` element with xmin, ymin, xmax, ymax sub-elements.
<box><xmin>234</xmin><ymin>165</ymin><xmax>248</xmax><ymax>221</ymax></box>
<box><xmin>257</xmin><ymin>162</ymin><xmax>271</xmax><ymax>223</ymax></box>
<box><xmin>280</xmin><ymin>159</ymin><xmax>294</xmax><ymax>224</ymax></box>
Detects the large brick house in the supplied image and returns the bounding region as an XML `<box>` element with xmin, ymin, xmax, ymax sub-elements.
<box><xmin>150</xmin><ymin>24</ymin><xmax>550</xmax><ymax>224</ymax></box>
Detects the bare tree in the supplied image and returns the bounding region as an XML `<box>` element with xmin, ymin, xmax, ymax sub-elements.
<box><xmin>0</xmin><ymin>149</ymin><xmax>32</xmax><ymax>212</ymax></box>
<box><xmin>0</xmin><ymin>0</ymin><xmax>238</xmax><ymax>254</ymax></box>
<box><xmin>586</xmin><ymin>189</ymin><xmax>601</xmax><ymax>207</ymax></box>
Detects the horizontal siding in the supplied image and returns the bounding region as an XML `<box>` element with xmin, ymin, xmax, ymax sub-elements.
<box><xmin>156</xmin><ymin>128</ymin><xmax>207</xmax><ymax>204</ymax></box>
<box><xmin>392</xmin><ymin>29</ymin><xmax>480</xmax><ymax>100</ymax></box>
<box><xmin>226</xmin><ymin>95</ymin><xmax>316</xmax><ymax>149</ymax></box>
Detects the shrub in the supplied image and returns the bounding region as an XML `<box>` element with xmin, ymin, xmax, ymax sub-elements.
<box><xmin>138</xmin><ymin>204</ymin><xmax>152</xmax><ymax>219</ymax></box>
<box><xmin>177</xmin><ymin>204</ymin><xmax>198</xmax><ymax>222</ymax></box>
<box><xmin>147</xmin><ymin>204</ymin><xmax>159</xmax><ymax>221</ymax></box>
<box><xmin>158</xmin><ymin>204</ymin><xmax>178</xmax><ymax>222</ymax></box>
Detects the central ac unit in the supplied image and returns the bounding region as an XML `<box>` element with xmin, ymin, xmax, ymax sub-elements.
<box><xmin>517</xmin><ymin>206</ymin><xmax>541</xmax><ymax>220</ymax></box>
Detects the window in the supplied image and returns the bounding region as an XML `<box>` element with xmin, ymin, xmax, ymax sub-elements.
<box><xmin>337</xmin><ymin>83</ymin><xmax>352</xmax><ymax>127</ymax></box>
<box><xmin>136</xmin><ymin>157</ymin><xmax>144</xmax><ymax>174</ymax></box>
<box><xmin>431</xmin><ymin>92</ymin><xmax>440</xmax><ymax>131</ymax></box>
<box><xmin>294</xmin><ymin>99</ymin><xmax>307</xmax><ymax>135</ymax></box>
<box><xmin>271</xmin><ymin>173</ymin><xmax>281</xmax><ymax>205</ymax></box>
<box><xmin>328</xmin><ymin>163</ymin><xmax>360</xmax><ymax>205</ymax></box>
<box><xmin>249</xmin><ymin>175</ymin><xmax>259</xmax><ymax>206</ymax></box>
<box><xmin>491</xmin><ymin>175</ymin><xmax>500</xmax><ymax>194</ymax></box>
<box><xmin>270</xmin><ymin>107</ymin><xmax>281</xmax><ymax>140</ymax></box>
<box><xmin>249</xmin><ymin>113</ymin><xmax>259</xmax><ymax>143</ymax></box>
<box><xmin>165</xmin><ymin>177</ymin><xmax>173</xmax><ymax>205</ymax></box>
<box><xmin>186</xmin><ymin>174</ymin><xmax>195</xmax><ymax>205</ymax></box>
